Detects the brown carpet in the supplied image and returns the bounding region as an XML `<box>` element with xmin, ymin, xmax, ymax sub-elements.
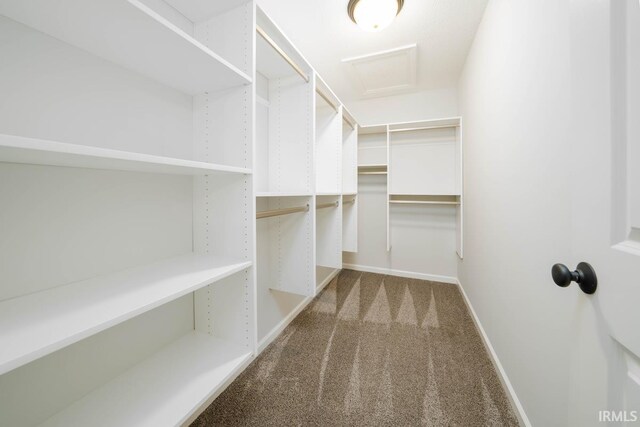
<box><xmin>192</xmin><ymin>270</ymin><xmax>520</xmax><ymax>426</ymax></box>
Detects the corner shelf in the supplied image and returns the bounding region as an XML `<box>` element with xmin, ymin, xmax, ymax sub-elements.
<box><xmin>0</xmin><ymin>0</ymin><xmax>252</xmax><ymax>95</ymax></box>
<box><xmin>0</xmin><ymin>134</ymin><xmax>251</xmax><ymax>176</ymax></box>
<box><xmin>0</xmin><ymin>254</ymin><xmax>252</xmax><ymax>375</ymax></box>
<box><xmin>39</xmin><ymin>332</ymin><xmax>252</xmax><ymax>427</ymax></box>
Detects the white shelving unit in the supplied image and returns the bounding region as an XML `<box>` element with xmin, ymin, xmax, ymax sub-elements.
<box><xmin>316</xmin><ymin>195</ymin><xmax>342</xmax><ymax>270</ymax></box>
<box><xmin>342</xmin><ymin>194</ymin><xmax>358</xmax><ymax>253</ymax></box>
<box><xmin>0</xmin><ymin>254</ymin><xmax>251</xmax><ymax>376</ymax></box>
<box><xmin>316</xmin><ymin>194</ymin><xmax>342</xmax><ymax>291</ymax></box>
<box><xmin>388</xmin><ymin>117</ymin><xmax>461</xmax><ymax>196</ymax></box>
<box><xmin>342</xmin><ymin>108</ymin><xmax>358</xmax><ymax>194</ymax></box>
<box><xmin>315</xmin><ymin>76</ymin><xmax>342</xmax><ymax>195</ymax></box>
<box><xmin>255</xmin><ymin>7</ymin><xmax>314</xmax><ymax>196</ymax></box>
<box><xmin>256</xmin><ymin>195</ymin><xmax>315</xmax><ymax>297</ymax></box>
<box><xmin>358</xmin><ymin>125</ymin><xmax>388</xmax><ymax>166</ymax></box>
<box><xmin>254</xmin><ymin>8</ymin><xmax>317</xmax><ymax>298</ymax></box>
<box><xmin>0</xmin><ymin>1</ymin><xmax>256</xmax><ymax>425</ymax></box>
<box><xmin>39</xmin><ymin>332</ymin><xmax>252</xmax><ymax>427</ymax></box>
<box><xmin>386</xmin><ymin>118</ymin><xmax>463</xmax><ymax>257</ymax></box>
<box><xmin>0</xmin><ymin>0</ymin><xmax>251</xmax><ymax>95</ymax></box>
<box><xmin>1</xmin><ymin>2</ymin><xmax>360</xmax><ymax>424</ymax></box>
<box><xmin>342</xmin><ymin>107</ymin><xmax>359</xmax><ymax>253</ymax></box>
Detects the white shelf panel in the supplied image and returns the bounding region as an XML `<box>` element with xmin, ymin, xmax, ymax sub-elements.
<box><xmin>0</xmin><ymin>254</ymin><xmax>252</xmax><ymax>375</ymax></box>
<box><xmin>0</xmin><ymin>0</ymin><xmax>251</xmax><ymax>95</ymax></box>
<box><xmin>388</xmin><ymin>117</ymin><xmax>460</xmax><ymax>132</ymax></box>
<box><xmin>256</xmin><ymin>191</ymin><xmax>312</xmax><ymax>197</ymax></box>
<box><xmin>39</xmin><ymin>332</ymin><xmax>252</xmax><ymax>427</ymax></box>
<box><xmin>0</xmin><ymin>134</ymin><xmax>251</xmax><ymax>176</ymax></box>
<box><xmin>358</xmin><ymin>125</ymin><xmax>387</xmax><ymax>135</ymax></box>
<box><xmin>359</xmin><ymin>163</ymin><xmax>388</xmax><ymax>167</ymax></box>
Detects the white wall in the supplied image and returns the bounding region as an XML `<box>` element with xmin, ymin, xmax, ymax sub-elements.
<box><xmin>347</xmin><ymin>87</ymin><xmax>458</xmax><ymax>126</ymax></box>
<box><xmin>458</xmin><ymin>1</ymin><xmax>610</xmax><ymax>425</ymax></box>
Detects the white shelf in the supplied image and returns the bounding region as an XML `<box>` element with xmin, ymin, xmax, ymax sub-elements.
<box><xmin>359</xmin><ymin>163</ymin><xmax>388</xmax><ymax>167</ymax></box>
<box><xmin>0</xmin><ymin>0</ymin><xmax>251</xmax><ymax>95</ymax></box>
<box><xmin>0</xmin><ymin>134</ymin><xmax>251</xmax><ymax>176</ymax></box>
<box><xmin>39</xmin><ymin>332</ymin><xmax>252</xmax><ymax>427</ymax></box>
<box><xmin>0</xmin><ymin>254</ymin><xmax>252</xmax><ymax>375</ymax></box>
<box><xmin>358</xmin><ymin>125</ymin><xmax>387</xmax><ymax>135</ymax></box>
<box><xmin>316</xmin><ymin>192</ymin><xmax>341</xmax><ymax>196</ymax></box>
<box><xmin>389</xmin><ymin>193</ymin><xmax>461</xmax><ymax>196</ymax></box>
<box><xmin>256</xmin><ymin>191</ymin><xmax>312</xmax><ymax>197</ymax></box>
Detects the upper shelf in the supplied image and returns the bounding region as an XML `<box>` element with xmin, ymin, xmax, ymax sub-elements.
<box><xmin>0</xmin><ymin>0</ymin><xmax>252</xmax><ymax>95</ymax></box>
<box><xmin>0</xmin><ymin>134</ymin><xmax>251</xmax><ymax>175</ymax></box>
<box><xmin>256</xmin><ymin>191</ymin><xmax>312</xmax><ymax>197</ymax></box>
<box><xmin>388</xmin><ymin>117</ymin><xmax>461</xmax><ymax>133</ymax></box>
<box><xmin>359</xmin><ymin>125</ymin><xmax>388</xmax><ymax>135</ymax></box>
<box><xmin>0</xmin><ymin>254</ymin><xmax>252</xmax><ymax>375</ymax></box>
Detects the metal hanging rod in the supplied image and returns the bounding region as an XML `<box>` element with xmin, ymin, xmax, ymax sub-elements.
<box><xmin>316</xmin><ymin>89</ymin><xmax>339</xmax><ymax>113</ymax></box>
<box><xmin>256</xmin><ymin>25</ymin><xmax>309</xmax><ymax>83</ymax></box>
<box><xmin>316</xmin><ymin>201</ymin><xmax>339</xmax><ymax>210</ymax></box>
<box><xmin>256</xmin><ymin>204</ymin><xmax>309</xmax><ymax>220</ymax></box>
<box><xmin>343</xmin><ymin>199</ymin><xmax>356</xmax><ymax>205</ymax></box>
<box><xmin>359</xmin><ymin>171</ymin><xmax>387</xmax><ymax>175</ymax></box>
<box><xmin>389</xmin><ymin>200</ymin><xmax>460</xmax><ymax>205</ymax></box>
<box><xmin>389</xmin><ymin>124</ymin><xmax>459</xmax><ymax>133</ymax></box>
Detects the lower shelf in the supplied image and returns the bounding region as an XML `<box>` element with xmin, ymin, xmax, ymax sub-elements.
<box><xmin>0</xmin><ymin>254</ymin><xmax>251</xmax><ymax>375</ymax></box>
<box><xmin>39</xmin><ymin>332</ymin><xmax>253</xmax><ymax>427</ymax></box>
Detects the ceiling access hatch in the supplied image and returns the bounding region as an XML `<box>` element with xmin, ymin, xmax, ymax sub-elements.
<box><xmin>342</xmin><ymin>43</ymin><xmax>417</xmax><ymax>98</ymax></box>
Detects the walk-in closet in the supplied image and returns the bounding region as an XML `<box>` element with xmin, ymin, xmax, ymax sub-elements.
<box><xmin>3</xmin><ymin>0</ymin><xmax>638</xmax><ymax>426</ymax></box>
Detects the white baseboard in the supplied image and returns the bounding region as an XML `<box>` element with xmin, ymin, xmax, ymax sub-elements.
<box><xmin>343</xmin><ymin>263</ymin><xmax>458</xmax><ymax>285</ymax></box>
<box><xmin>456</xmin><ymin>279</ymin><xmax>531</xmax><ymax>427</ymax></box>
<box><xmin>257</xmin><ymin>268</ymin><xmax>340</xmax><ymax>354</ymax></box>
<box><xmin>257</xmin><ymin>296</ymin><xmax>312</xmax><ymax>354</ymax></box>
<box><xmin>316</xmin><ymin>268</ymin><xmax>340</xmax><ymax>292</ymax></box>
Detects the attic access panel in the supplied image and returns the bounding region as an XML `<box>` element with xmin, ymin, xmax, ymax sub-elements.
<box><xmin>342</xmin><ymin>44</ymin><xmax>417</xmax><ymax>98</ymax></box>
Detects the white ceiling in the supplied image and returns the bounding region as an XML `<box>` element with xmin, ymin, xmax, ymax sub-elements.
<box><xmin>256</xmin><ymin>0</ymin><xmax>488</xmax><ymax>104</ymax></box>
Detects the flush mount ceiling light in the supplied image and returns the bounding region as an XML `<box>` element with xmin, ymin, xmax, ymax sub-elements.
<box><xmin>348</xmin><ymin>0</ymin><xmax>404</xmax><ymax>32</ymax></box>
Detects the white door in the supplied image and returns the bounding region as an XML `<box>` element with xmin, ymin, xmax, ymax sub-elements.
<box><xmin>568</xmin><ymin>0</ymin><xmax>640</xmax><ymax>424</ymax></box>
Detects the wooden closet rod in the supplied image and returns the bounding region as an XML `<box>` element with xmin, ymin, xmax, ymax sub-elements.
<box><xmin>256</xmin><ymin>204</ymin><xmax>309</xmax><ymax>219</ymax></box>
<box><xmin>389</xmin><ymin>124</ymin><xmax>459</xmax><ymax>133</ymax></box>
<box><xmin>358</xmin><ymin>171</ymin><xmax>387</xmax><ymax>175</ymax></box>
<box><xmin>316</xmin><ymin>201</ymin><xmax>339</xmax><ymax>210</ymax></box>
<box><xmin>316</xmin><ymin>89</ymin><xmax>339</xmax><ymax>113</ymax></box>
<box><xmin>343</xmin><ymin>199</ymin><xmax>356</xmax><ymax>205</ymax></box>
<box><xmin>256</xmin><ymin>26</ymin><xmax>310</xmax><ymax>83</ymax></box>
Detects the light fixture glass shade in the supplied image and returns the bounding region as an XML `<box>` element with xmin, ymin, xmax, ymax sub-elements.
<box><xmin>350</xmin><ymin>0</ymin><xmax>402</xmax><ymax>32</ymax></box>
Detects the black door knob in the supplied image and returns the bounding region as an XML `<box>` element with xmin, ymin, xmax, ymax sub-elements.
<box><xmin>551</xmin><ymin>262</ymin><xmax>597</xmax><ymax>294</ymax></box>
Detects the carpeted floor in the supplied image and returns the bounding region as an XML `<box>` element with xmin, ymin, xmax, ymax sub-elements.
<box><xmin>192</xmin><ymin>270</ymin><xmax>520</xmax><ymax>426</ymax></box>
